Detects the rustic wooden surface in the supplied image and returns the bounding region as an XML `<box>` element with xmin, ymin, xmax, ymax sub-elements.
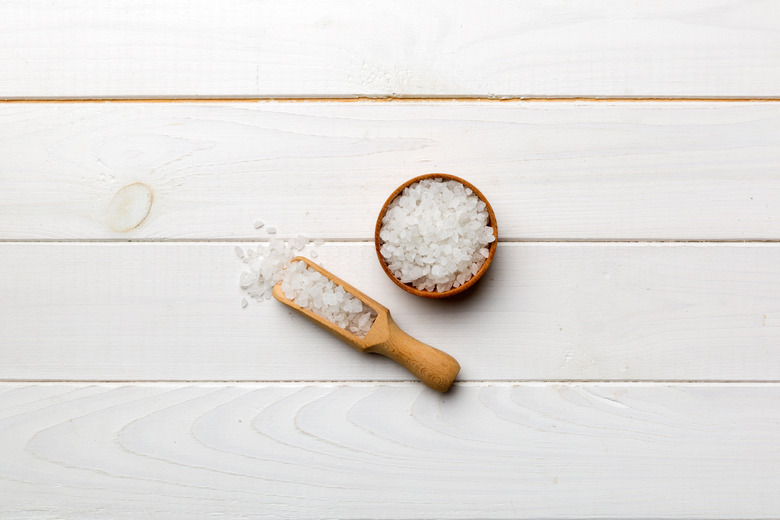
<box><xmin>2</xmin><ymin>102</ymin><xmax>780</xmax><ymax>240</ymax></box>
<box><xmin>1</xmin><ymin>1</ymin><xmax>779</xmax><ymax>519</ymax></box>
<box><xmin>2</xmin><ymin>1</ymin><xmax>780</xmax><ymax>98</ymax></box>
<box><xmin>2</xmin><ymin>242</ymin><xmax>780</xmax><ymax>382</ymax></box>
<box><xmin>1</xmin><ymin>383</ymin><xmax>778</xmax><ymax>519</ymax></box>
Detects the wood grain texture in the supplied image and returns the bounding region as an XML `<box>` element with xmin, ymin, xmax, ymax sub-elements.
<box><xmin>2</xmin><ymin>1</ymin><xmax>780</xmax><ymax>98</ymax></box>
<box><xmin>2</xmin><ymin>241</ymin><xmax>780</xmax><ymax>382</ymax></box>
<box><xmin>0</xmin><ymin>382</ymin><xmax>778</xmax><ymax>519</ymax></box>
<box><xmin>2</xmin><ymin>101</ymin><xmax>780</xmax><ymax>240</ymax></box>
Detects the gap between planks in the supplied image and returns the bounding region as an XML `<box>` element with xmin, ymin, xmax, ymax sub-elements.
<box><xmin>2</xmin><ymin>96</ymin><xmax>780</xmax><ymax>103</ymax></box>
<box><xmin>4</xmin><ymin>239</ymin><xmax>780</xmax><ymax>244</ymax></box>
<box><xmin>2</xmin><ymin>380</ymin><xmax>779</xmax><ymax>386</ymax></box>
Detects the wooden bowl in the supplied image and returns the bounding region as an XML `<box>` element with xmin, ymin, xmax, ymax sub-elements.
<box><xmin>375</xmin><ymin>173</ymin><xmax>498</xmax><ymax>299</ymax></box>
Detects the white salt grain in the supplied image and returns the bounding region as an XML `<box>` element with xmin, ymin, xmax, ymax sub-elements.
<box><xmin>241</xmin><ymin>298</ymin><xmax>248</xmax><ymax>308</ymax></box>
<box><xmin>281</xmin><ymin>260</ymin><xmax>376</xmax><ymax>337</ymax></box>
<box><xmin>292</xmin><ymin>235</ymin><xmax>308</xmax><ymax>251</ymax></box>
<box><xmin>266</xmin><ymin>227</ymin><xmax>277</xmax><ymax>235</ymax></box>
<box><xmin>235</xmin><ymin>246</ymin><xmax>245</xmax><ymax>259</ymax></box>
<box><xmin>379</xmin><ymin>178</ymin><xmax>494</xmax><ymax>292</ymax></box>
<box><xmin>254</xmin><ymin>220</ymin><xmax>264</xmax><ymax>229</ymax></box>
<box><xmin>310</xmin><ymin>250</ymin><xmax>319</xmax><ymax>258</ymax></box>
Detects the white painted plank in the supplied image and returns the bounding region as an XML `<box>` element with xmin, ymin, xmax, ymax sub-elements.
<box><xmin>2</xmin><ymin>1</ymin><xmax>780</xmax><ymax>98</ymax></box>
<box><xmin>0</xmin><ymin>382</ymin><xmax>778</xmax><ymax>519</ymax></box>
<box><xmin>2</xmin><ymin>101</ymin><xmax>780</xmax><ymax>240</ymax></box>
<box><xmin>2</xmin><ymin>242</ymin><xmax>780</xmax><ymax>382</ymax></box>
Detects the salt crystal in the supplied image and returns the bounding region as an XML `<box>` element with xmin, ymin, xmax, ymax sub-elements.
<box><xmin>310</xmin><ymin>250</ymin><xmax>318</xmax><ymax>258</ymax></box>
<box><xmin>266</xmin><ymin>227</ymin><xmax>277</xmax><ymax>235</ymax></box>
<box><xmin>235</xmin><ymin>246</ymin><xmax>245</xmax><ymax>259</ymax></box>
<box><xmin>292</xmin><ymin>235</ymin><xmax>309</xmax><ymax>251</ymax></box>
<box><xmin>241</xmin><ymin>298</ymin><xmax>248</xmax><ymax>308</ymax></box>
<box><xmin>239</xmin><ymin>271</ymin><xmax>256</xmax><ymax>289</ymax></box>
<box><xmin>254</xmin><ymin>220</ymin><xmax>264</xmax><ymax>229</ymax></box>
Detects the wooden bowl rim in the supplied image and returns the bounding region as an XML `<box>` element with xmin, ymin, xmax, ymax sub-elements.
<box><xmin>374</xmin><ymin>173</ymin><xmax>498</xmax><ymax>299</ymax></box>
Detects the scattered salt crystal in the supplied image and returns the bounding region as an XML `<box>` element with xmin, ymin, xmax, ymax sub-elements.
<box><xmin>379</xmin><ymin>178</ymin><xmax>494</xmax><ymax>292</ymax></box>
<box><xmin>254</xmin><ymin>220</ymin><xmax>264</xmax><ymax>229</ymax></box>
<box><xmin>310</xmin><ymin>250</ymin><xmax>318</xmax><ymax>258</ymax></box>
<box><xmin>281</xmin><ymin>260</ymin><xmax>376</xmax><ymax>337</ymax></box>
<box><xmin>266</xmin><ymin>227</ymin><xmax>277</xmax><ymax>235</ymax></box>
<box><xmin>239</xmin><ymin>271</ymin><xmax>255</xmax><ymax>289</ymax></box>
<box><xmin>235</xmin><ymin>246</ymin><xmax>244</xmax><ymax>260</ymax></box>
<box><xmin>241</xmin><ymin>298</ymin><xmax>248</xmax><ymax>308</ymax></box>
<box><xmin>313</xmin><ymin>239</ymin><xmax>324</xmax><ymax>247</ymax></box>
<box><xmin>292</xmin><ymin>235</ymin><xmax>309</xmax><ymax>251</ymax></box>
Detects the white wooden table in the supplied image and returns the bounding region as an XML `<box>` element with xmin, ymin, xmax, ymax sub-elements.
<box><xmin>2</xmin><ymin>2</ymin><xmax>780</xmax><ymax>518</ymax></box>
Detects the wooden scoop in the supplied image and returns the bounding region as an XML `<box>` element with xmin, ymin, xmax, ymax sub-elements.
<box><xmin>272</xmin><ymin>256</ymin><xmax>460</xmax><ymax>392</ymax></box>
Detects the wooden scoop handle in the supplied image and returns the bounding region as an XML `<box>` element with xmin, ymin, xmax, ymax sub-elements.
<box><xmin>367</xmin><ymin>317</ymin><xmax>460</xmax><ymax>392</ymax></box>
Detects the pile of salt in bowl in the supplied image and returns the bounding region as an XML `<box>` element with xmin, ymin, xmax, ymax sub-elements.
<box><xmin>378</xmin><ymin>177</ymin><xmax>495</xmax><ymax>293</ymax></box>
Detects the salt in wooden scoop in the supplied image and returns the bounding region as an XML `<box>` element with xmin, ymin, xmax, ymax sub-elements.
<box><xmin>273</xmin><ymin>256</ymin><xmax>460</xmax><ymax>392</ymax></box>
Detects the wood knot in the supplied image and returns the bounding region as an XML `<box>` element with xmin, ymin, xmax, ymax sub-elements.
<box><xmin>107</xmin><ymin>182</ymin><xmax>153</xmax><ymax>232</ymax></box>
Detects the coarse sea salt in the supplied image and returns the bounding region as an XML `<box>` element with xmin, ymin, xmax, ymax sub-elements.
<box><xmin>281</xmin><ymin>260</ymin><xmax>376</xmax><ymax>337</ymax></box>
<box><xmin>378</xmin><ymin>178</ymin><xmax>495</xmax><ymax>292</ymax></box>
<box><xmin>292</xmin><ymin>235</ymin><xmax>308</xmax><ymax>251</ymax></box>
<box><xmin>236</xmin><ymin>232</ymin><xmax>367</xmax><ymax>335</ymax></box>
<box><xmin>238</xmin><ymin>238</ymin><xmax>300</xmax><ymax>302</ymax></box>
